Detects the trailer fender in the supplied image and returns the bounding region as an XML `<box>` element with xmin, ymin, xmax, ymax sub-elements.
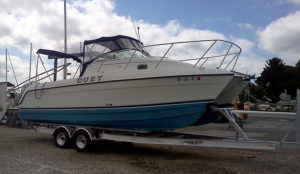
<box><xmin>53</xmin><ymin>126</ymin><xmax>71</xmax><ymax>139</ymax></box>
<box><xmin>72</xmin><ymin>128</ymin><xmax>95</xmax><ymax>141</ymax></box>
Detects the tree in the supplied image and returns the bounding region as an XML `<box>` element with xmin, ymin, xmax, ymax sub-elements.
<box><xmin>296</xmin><ymin>59</ymin><xmax>300</xmax><ymax>68</ymax></box>
<box><xmin>256</xmin><ymin>57</ymin><xmax>285</xmax><ymax>102</ymax></box>
<box><xmin>282</xmin><ymin>59</ymin><xmax>300</xmax><ymax>98</ymax></box>
<box><xmin>255</xmin><ymin>58</ymin><xmax>300</xmax><ymax>102</ymax></box>
<box><xmin>282</xmin><ymin>65</ymin><xmax>298</xmax><ymax>98</ymax></box>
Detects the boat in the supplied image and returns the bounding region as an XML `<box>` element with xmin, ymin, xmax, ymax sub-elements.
<box><xmin>18</xmin><ymin>35</ymin><xmax>249</xmax><ymax>130</ymax></box>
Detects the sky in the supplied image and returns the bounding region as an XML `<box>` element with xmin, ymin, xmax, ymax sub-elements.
<box><xmin>0</xmin><ymin>0</ymin><xmax>300</xmax><ymax>84</ymax></box>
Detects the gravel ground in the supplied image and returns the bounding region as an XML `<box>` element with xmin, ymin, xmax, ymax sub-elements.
<box><xmin>1</xmin><ymin>115</ymin><xmax>300</xmax><ymax>174</ymax></box>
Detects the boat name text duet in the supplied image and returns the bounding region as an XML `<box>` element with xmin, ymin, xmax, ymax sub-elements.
<box><xmin>77</xmin><ymin>76</ymin><xmax>103</xmax><ymax>83</ymax></box>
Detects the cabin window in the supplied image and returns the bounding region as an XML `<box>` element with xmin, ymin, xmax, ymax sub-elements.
<box><xmin>93</xmin><ymin>49</ymin><xmax>150</xmax><ymax>64</ymax></box>
<box><xmin>117</xmin><ymin>50</ymin><xmax>144</xmax><ymax>58</ymax></box>
<box><xmin>137</xmin><ymin>64</ymin><xmax>148</xmax><ymax>70</ymax></box>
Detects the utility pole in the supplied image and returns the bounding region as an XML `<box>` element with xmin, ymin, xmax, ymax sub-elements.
<box><xmin>80</xmin><ymin>42</ymin><xmax>82</xmax><ymax>72</ymax></box>
<box><xmin>296</xmin><ymin>89</ymin><xmax>300</xmax><ymax>143</ymax></box>
<box><xmin>36</xmin><ymin>54</ymin><xmax>39</xmax><ymax>82</ymax></box>
<box><xmin>29</xmin><ymin>43</ymin><xmax>32</xmax><ymax>81</ymax></box>
<box><xmin>53</xmin><ymin>57</ymin><xmax>58</xmax><ymax>81</ymax></box>
<box><xmin>5</xmin><ymin>48</ymin><xmax>7</xmax><ymax>83</ymax></box>
<box><xmin>63</xmin><ymin>0</ymin><xmax>67</xmax><ymax>80</ymax></box>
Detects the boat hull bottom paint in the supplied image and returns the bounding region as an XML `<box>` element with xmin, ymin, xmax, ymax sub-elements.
<box><xmin>20</xmin><ymin>102</ymin><xmax>209</xmax><ymax>130</ymax></box>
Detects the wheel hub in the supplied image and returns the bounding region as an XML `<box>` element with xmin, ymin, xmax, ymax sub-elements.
<box><xmin>56</xmin><ymin>132</ymin><xmax>66</xmax><ymax>146</ymax></box>
<box><xmin>76</xmin><ymin>135</ymin><xmax>87</xmax><ymax>149</ymax></box>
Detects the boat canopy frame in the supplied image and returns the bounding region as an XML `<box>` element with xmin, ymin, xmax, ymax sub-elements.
<box><xmin>36</xmin><ymin>49</ymin><xmax>82</xmax><ymax>63</ymax></box>
<box><xmin>83</xmin><ymin>35</ymin><xmax>149</xmax><ymax>62</ymax></box>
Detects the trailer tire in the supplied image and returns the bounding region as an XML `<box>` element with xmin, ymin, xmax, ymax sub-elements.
<box><xmin>54</xmin><ymin>128</ymin><xmax>71</xmax><ymax>148</ymax></box>
<box><xmin>73</xmin><ymin>130</ymin><xmax>91</xmax><ymax>152</ymax></box>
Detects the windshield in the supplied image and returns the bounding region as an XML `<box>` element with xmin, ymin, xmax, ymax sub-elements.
<box><xmin>94</xmin><ymin>49</ymin><xmax>148</xmax><ymax>62</ymax></box>
<box><xmin>83</xmin><ymin>35</ymin><xmax>150</xmax><ymax>62</ymax></box>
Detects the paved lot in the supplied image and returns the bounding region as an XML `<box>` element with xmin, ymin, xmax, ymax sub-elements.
<box><xmin>1</xmin><ymin>115</ymin><xmax>300</xmax><ymax>174</ymax></box>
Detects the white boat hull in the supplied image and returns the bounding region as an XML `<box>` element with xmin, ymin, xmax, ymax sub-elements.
<box><xmin>19</xmin><ymin>73</ymin><xmax>233</xmax><ymax>130</ymax></box>
<box><xmin>215</xmin><ymin>76</ymin><xmax>249</xmax><ymax>104</ymax></box>
<box><xmin>20</xmin><ymin>74</ymin><xmax>233</xmax><ymax>108</ymax></box>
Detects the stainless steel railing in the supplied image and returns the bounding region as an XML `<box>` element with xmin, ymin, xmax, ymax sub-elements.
<box><xmin>142</xmin><ymin>39</ymin><xmax>242</xmax><ymax>70</ymax></box>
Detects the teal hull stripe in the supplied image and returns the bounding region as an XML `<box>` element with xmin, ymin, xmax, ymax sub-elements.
<box><xmin>19</xmin><ymin>102</ymin><xmax>208</xmax><ymax>130</ymax></box>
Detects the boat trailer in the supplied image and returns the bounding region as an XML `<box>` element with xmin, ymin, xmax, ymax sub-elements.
<box><xmin>1</xmin><ymin>85</ymin><xmax>300</xmax><ymax>152</ymax></box>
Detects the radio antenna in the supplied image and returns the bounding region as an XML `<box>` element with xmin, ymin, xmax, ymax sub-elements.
<box><xmin>131</xmin><ymin>19</ymin><xmax>140</xmax><ymax>41</ymax></box>
<box><xmin>137</xmin><ymin>26</ymin><xmax>141</xmax><ymax>41</ymax></box>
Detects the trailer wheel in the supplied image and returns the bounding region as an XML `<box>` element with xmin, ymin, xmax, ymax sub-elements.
<box><xmin>73</xmin><ymin>130</ymin><xmax>91</xmax><ymax>152</ymax></box>
<box><xmin>54</xmin><ymin>128</ymin><xmax>71</xmax><ymax>148</ymax></box>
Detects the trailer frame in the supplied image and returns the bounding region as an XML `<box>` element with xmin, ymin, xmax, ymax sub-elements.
<box><xmin>38</xmin><ymin>121</ymin><xmax>279</xmax><ymax>152</ymax></box>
